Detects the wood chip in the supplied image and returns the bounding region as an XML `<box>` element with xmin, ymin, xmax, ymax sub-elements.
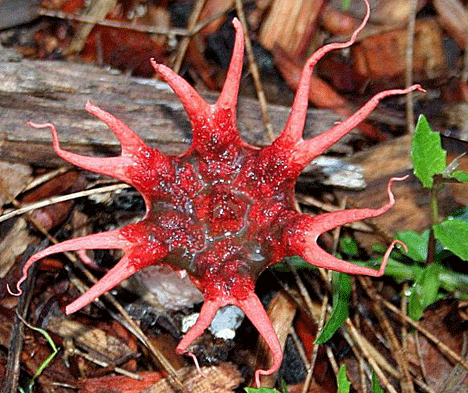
<box><xmin>0</xmin><ymin>161</ymin><xmax>32</xmax><ymax>207</ymax></box>
<box><xmin>0</xmin><ymin>218</ymin><xmax>35</xmax><ymax>278</ymax></box>
<box><xmin>352</xmin><ymin>18</ymin><xmax>446</xmax><ymax>86</ymax></box>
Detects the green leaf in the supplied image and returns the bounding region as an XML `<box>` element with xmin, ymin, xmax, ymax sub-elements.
<box><xmin>341</xmin><ymin>0</ymin><xmax>351</xmax><ymax>10</ymax></box>
<box><xmin>408</xmin><ymin>263</ymin><xmax>442</xmax><ymax>320</ymax></box>
<box><xmin>395</xmin><ymin>230</ymin><xmax>429</xmax><ymax>263</ymax></box>
<box><xmin>337</xmin><ymin>365</ymin><xmax>351</xmax><ymax>393</ymax></box>
<box><xmin>372</xmin><ymin>372</ymin><xmax>384</xmax><ymax>393</ymax></box>
<box><xmin>449</xmin><ymin>170</ymin><xmax>468</xmax><ymax>183</ymax></box>
<box><xmin>17</xmin><ymin>314</ymin><xmax>58</xmax><ymax>393</ymax></box>
<box><xmin>381</xmin><ymin>257</ymin><xmax>420</xmax><ymax>282</ymax></box>
<box><xmin>411</xmin><ymin>115</ymin><xmax>446</xmax><ymax>188</ymax></box>
<box><xmin>340</xmin><ymin>236</ymin><xmax>359</xmax><ymax>257</ymax></box>
<box><xmin>315</xmin><ymin>272</ymin><xmax>351</xmax><ymax>344</ymax></box>
<box><xmin>245</xmin><ymin>388</ymin><xmax>281</xmax><ymax>393</ymax></box>
<box><xmin>434</xmin><ymin>219</ymin><xmax>468</xmax><ymax>260</ymax></box>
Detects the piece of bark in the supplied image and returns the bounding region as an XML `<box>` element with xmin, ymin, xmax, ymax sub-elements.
<box><xmin>0</xmin><ymin>161</ymin><xmax>32</xmax><ymax>207</ymax></box>
<box><xmin>259</xmin><ymin>0</ymin><xmax>325</xmax><ymax>59</ymax></box>
<box><xmin>352</xmin><ymin>18</ymin><xmax>446</xmax><ymax>88</ymax></box>
<box><xmin>0</xmin><ymin>58</ymin><xmax>351</xmax><ymax>166</ymax></box>
<box><xmin>77</xmin><ymin>371</ymin><xmax>166</xmax><ymax>393</ymax></box>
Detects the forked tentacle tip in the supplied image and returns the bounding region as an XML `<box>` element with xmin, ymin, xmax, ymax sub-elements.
<box><xmin>254</xmin><ymin>366</ymin><xmax>277</xmax><ymax>388</ymax></box>
<box><xmin>27</xmin><ymin>121</ymin><xmax>52</xmax><ymax>130</ymax></box>
<box><xmin>7</xmin><ymin>282</ymin><xmax>22</xmax><ymax>297</ymax></box>
<box><xmin>411</xmin><ymin>84</ymin><xmax>425</xmax><ymax>93</ymax></box>
<box><xmin>232</xmin><ymin>17</ymin><xmax>241</xmax><ymax>30</ymax></box>
<box><xmin>386</xmin><ymin>174</ymin><xmax>409</xmax><ymax>201</ymax></box>
<box><xmin>379</xmin><ymin>239</ymin><xmax>408</xmax><ymax>275</ymax></box>
<box><xmin>389</xmin><ymin>174</ymin><xmax>409</xmax><ymax>183</ymax></box>
<box><xmin>150</xmin><ymin>58</ymin><xmax>166</xmax><ymax>74</ymax></box>
<box><xmin>85</xmin><ymin>100</ymin><xmax>97</xmax><ymax>112</ymax></box>
<box><xmin>27</xmin><ymin>121</ymin><xmax>60</xmax><ymax>146</ymax></box>
<box><xmin>188</xmin><ymin>352</ymin><xmax>208</xmax><ymax>378</ymax></box>
<box><xmin>149</xmin><ymin>57</ymin><xmax>157</xmax><ymax>67</ymax></box>
<box><xmin>393</xmin><ymin>239</ymin><xmax>409</xmax><ymax>254</ymax></box>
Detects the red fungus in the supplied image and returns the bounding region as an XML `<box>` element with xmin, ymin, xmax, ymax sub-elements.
<box><xmin>13</xmin><ymin>0</ymin><xmax>423</xmax><ymax>386</ymax></box>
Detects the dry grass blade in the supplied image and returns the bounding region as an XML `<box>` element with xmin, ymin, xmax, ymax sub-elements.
<box><xmin>234</xmin><ymin>0</ymin><xmax>275</xmax><ymax>142</ymax></box>
<box><xmin>37</xmin><ymin>8</ymin><xmax>189</xmax><ymax>36</ymax></box>
<box><xmin>0</xmin><ymin>183</ymin><xmax>130</xmax><ymax>223</ymax></box>
<box><xmin>172</xmin><ymin>0</ymin><xmax>207</xmax><ymax>73</ymax></box>
<box><xmin>359</xmin><ymin>277</ymin><xmax>415</xmax><ymax>393</ymax></box>
<box><xmin>382</xmin><ymin>297</ymin><xmax>468</xmax><ymax>372</ymax></box>
<box><xmin>405</xmin><ymin>0</ymin><xmax>418</xmax><ymax>133</ymax></box>
<box><xmin>67</xmin><ymin>0</ymin><xmax>117</xmax><ymax>54</ymax></box>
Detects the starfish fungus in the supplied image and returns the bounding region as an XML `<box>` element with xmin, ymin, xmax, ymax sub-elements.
<box><xmin>14</xmin><ymin>0</ymin><xmax>422</xmax><ymax>386</ymax></box>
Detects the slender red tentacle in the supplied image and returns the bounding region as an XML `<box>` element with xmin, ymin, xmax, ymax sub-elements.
<box><xmin>176</xmin><ymin>298</ymin><xmax>226</xmax><ymax>355</ymax></box>
<box><xmin>9</xmin><ymin>229</ymin><xmax>130</xmax><ymax>296</ymax></box>
<box><xmin>150</xmin><ymin>60</ymin><xmax>210</xmax><ymax>129</ymax></box>
<box><xmin>85</xmin><ymin>101</ymin><xmax>146</xmax><ymax>152</ymax></box>
<box><xmin>65</xmin><ymin>254</ymin><xmax>138</xmax><ymax>314</ymax></box>
<box><xmin>215</xmin><ymin>18</ymin><xmax>244</xmax><ymax>117</ymax></box>
<box><xmin>176</xmin><ymin>291</ymin><xmax>283</xmax><ymax>386</ymax></box>
<box><xmin>28</xmin><ymin>121</ymin><xmax>137</xmax><ymax>183</ymax></box>
<box><xmin>238</xmin><ymin>294</ymin><xmax>283</xmax><ymax>387</ymax></box>
<box><xmin>291</xmin><ymin>85</ymin><xmax>425</xmax><ymax>167</ymax></box>
<box><xmin>272</xmin><ymin>0</ymin><xmax>370</xmax><ymax>152</ymax></box>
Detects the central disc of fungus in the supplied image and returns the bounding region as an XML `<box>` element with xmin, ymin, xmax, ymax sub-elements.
<box><xmin>14</xmin><ymin>0</ymin><xmax>423</xmax><ymax>386</ymax></box>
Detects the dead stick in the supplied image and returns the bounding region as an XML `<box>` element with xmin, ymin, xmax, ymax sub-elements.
<box><xmin>173</xmin><ymin>0</ymin><xmax>207</xmax><ymax>73</ymax></box>
<box><xmin>346</xmin><ymin>319</ymin><xmax>399</xmax><ymax>393</ymax></box>
<box><xmin>359</xmin><ymin>277</ymin><xmax>415</xmax><ymax>393</ymax></box>
<box><xmin>382</xmin><ymin>296</ymin><xmax>468</xmax><ymax>371</ymax></box>
<box><xmin>234</xmin><ymin>0</ymin><xmax>275</xmax><ymax>142</ymax></box>
<box><xmin>67</xmin><ymin>0</ymin><xmax>117</xmax><ymax>54</ymax></box>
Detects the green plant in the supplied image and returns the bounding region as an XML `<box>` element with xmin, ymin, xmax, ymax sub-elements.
<box><xmin>391</xmin><ymin>115</ymin><xmax>468</xmax><ymax>319</ymax></box>
<box><xmin>17</xmin><ymin>314</ymin><xmax>58</xmax><ymax>393</ymax></box>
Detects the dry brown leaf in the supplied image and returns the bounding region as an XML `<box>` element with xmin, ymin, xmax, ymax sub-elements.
<box><xmin>143</xmin><ymin>362</ymin><xmax>242</xmax><ymax>393</ymax></box>
<box><xmin>406</xmin><ymin>299</ymin><xmax>468</xmax><ymax>391</ymax></box>
<box><xmin>47</xmin><ymin>317</ymin><xmax>136</xmax><ymax>362</ymax></box>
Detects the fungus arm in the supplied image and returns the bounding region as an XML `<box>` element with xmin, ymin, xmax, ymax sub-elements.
<box><xmin>238</xmin><ymin>294</ymin><xmax>283</xmax><ymax>388</ymax></box>
<box><xmin>28</xmin><ymin>104</ymin><xmax>171</xmax><ymax>197</ymax></box>
<box><xmin>9</xmin><ymin>229</ymin><xmax>131</xmax><ymax>296</ymax></box>
<box><xmin>291</xmin><ymin>86</ymin><xmax>425</xmax><ymax>167</ymax></box>
<box><xmin>284</xmin><ymin>177</ymin><xmax>407</xmax><ymax>276</ymax></box>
